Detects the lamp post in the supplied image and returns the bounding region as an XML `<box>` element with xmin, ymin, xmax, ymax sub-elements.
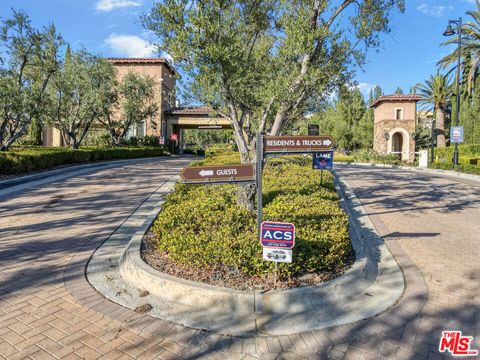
<box><xmin>443</xmin><ymin>18</ymin><xmax>462</xmax><ymax>166</ymax></box>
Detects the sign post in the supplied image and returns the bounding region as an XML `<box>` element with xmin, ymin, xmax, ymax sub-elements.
<box><xmin>451</xmin><ymin>126</ymin><xmax>464</xmax><ymax>144</ymax></box>
<box><xmin>308</xmin><ymin>124</ymin><xmax>320</xmax><ymax>136</ymax></box>
<box><xmin>265</xmin><ymin>135</ymin><xmax>334</xmax><ymax>154</ymax></box>
<box><xmin>180</xmin><ymin>164</ymin><xmax>255</xmax><ymax>184</ymax></box>
<box><xmin>256</xmin><ymin>132</ymin><xmax>264</xmax><ymax>239</ymax></box>
<box><xmin>260</xmin><ymin>221</ymin><xmax>295</xmax><ymax>286</ymax></box>
<box><xmin>260</xmin><ymin>221</ymin><xmax>295</xmax><ymax>249</ymax></box>
<box><xmin>312</xmin><ymin>151</ymin><xmax>334</xmax><ymax>186</ymax></box>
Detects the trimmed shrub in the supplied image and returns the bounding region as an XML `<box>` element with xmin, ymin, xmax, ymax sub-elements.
<box><xmin>151</xmin><ymin>153</ymin><xmax>352</xmax><ymax>279</ymax></box>
<box><xmin>435</xmin><ymin>144</ymin><xmax>480</xmax><ymax>160</ymax></box>
<box><xmin>0</xmin><ymin>146</ymin><xmax>165</xmax><ymax>175</ymax></box>
<box><xmin>334</xmin><ymin>152</ymin><xmax>353</xmax><ymax>163</ymax></box>
<box><xmin>352</xmin><ymin>148</ymin><xmax>403</xmax><ymax>165</ymax></box>
<box><xmin>431</xmin><ymin>161</ymin><xmax>480</xmax><ymax>175</ymax></box>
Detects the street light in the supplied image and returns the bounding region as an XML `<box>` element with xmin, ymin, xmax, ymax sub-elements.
<box><xmin>443</xmin><ymin>17</ymin><xmax>462</xmax><ymax>166</ymax></box>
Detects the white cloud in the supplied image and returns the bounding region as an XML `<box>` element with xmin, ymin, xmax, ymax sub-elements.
<box><xmin>104</xmin><ymin>34</ymin><xmax>155</xmax><ymax>57</ymax></box>
<box><xmin>417</xmin><ymin>4</ymin><xmax>454</xmax><ymax>17</ymax></box>
<box><xmin>95</xmin><ymin>0</ymin><xmax>142</xmax><ymax>12</ymax></box>
<box><xmin>356</xmin><ymin>82</ymin><xmax>375</xmax><ymax>94</ymax></box>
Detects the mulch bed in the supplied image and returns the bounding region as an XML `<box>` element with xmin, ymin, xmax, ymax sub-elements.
<box><xmin>141</xmin><ymin>231</ymin><xmax>355</xmax><ymax>291</ymax></box>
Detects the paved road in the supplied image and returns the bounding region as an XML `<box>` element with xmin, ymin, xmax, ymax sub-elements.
<box><xmin>0</xmin><ymin>161</ymin><xmax>479</xmax><ymax>359</ymax></box>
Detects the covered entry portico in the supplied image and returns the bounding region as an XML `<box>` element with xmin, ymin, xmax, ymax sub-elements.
<box><xmin>165</xmin><ymin>106</ymin><xmax>231</xmax><ymax>152</ymax></box>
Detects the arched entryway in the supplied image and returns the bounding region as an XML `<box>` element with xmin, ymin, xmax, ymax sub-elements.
<box><xmin>392</xmin><ymin>132</ymin><xmax>403</xmax><ymax>159</ymax></box>
<box><xmin>387</xmin><ymin>127</ymin><xmax>410</xmax><ymax>161</ymax></box>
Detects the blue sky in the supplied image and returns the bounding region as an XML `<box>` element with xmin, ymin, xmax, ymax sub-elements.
<box><xmin>0</xmin><ymin>0</ymin><xmax>477</xmax><ymax>99</ymax></box>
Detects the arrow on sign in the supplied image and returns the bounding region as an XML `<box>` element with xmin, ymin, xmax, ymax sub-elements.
<box><xmin>323</xmin><ymin>139</ymin><xmax>332</xmax><ymax>147</ymax></box>
<box><xmin>199</xmin><ymin>169</ymin><xmax>214</xmax><ymax>177</ymax></box>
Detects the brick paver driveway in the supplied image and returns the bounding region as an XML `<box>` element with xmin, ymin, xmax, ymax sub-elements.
<box><xmin>0</xmin><ymin>161</ymin><xmax>479</xmax><ymax>359</ymax></box>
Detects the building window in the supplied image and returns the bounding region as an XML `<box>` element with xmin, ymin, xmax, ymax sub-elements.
<box><xmin>395</xmin><ymin>108</ymin><xmax>403</xmax><ymax>120</ymax></box>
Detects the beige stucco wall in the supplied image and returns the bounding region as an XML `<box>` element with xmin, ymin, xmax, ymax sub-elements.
<box><xmin>113</xmin><ymin>63</ymin><xmax>176</xmax><ymax>137</ymax></box>
<box><xmin>373</xmin><ymin>101</ymin><xmax>417</xmax><ymax>162</ymax></box>
<box><xmin>42</xmin><ymin>126</ymin><xmax>62</xmax><ymax>147</ymax></box>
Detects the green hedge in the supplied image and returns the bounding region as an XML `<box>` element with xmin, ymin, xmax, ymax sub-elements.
<box><xmin>430</xmin><ymin>161</ymin><xmax>480</xmax><ymax>175</ymax></box>
<box><xmin>352</xmin><ymin>148</ymin><xmax>404</xmax><ymax>165</ymax></box>
<box><xmin>430</xmin><ymin>144</ymin><xmax>480</xmax><ymax>175</ymax></box>
<box><xmin>151</xmin><ymin>153</ymin><xmax>351</xmax><ymax>279</ymax></box>
<box><xmin>0</xmin><ymin>147</ymin><xmax>166</xmax><ymax>175</ymax></box>
<box><xmin>435</xmin><ymin>144</ymin><xmax>480</xmax><ymax>159</ymax></box>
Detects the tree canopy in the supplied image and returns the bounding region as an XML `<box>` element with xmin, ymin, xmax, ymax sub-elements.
<box><xmin>143</xmin><ymin>0</ymin><xmax>405</xmax><ymax>163</ymax></box>
<box><xmin>0</xmin><ymin>10</ymin><xmax>63</xmax><ymax>150</ymax></box>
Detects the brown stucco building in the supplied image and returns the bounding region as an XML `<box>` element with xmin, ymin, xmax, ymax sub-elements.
<box><xmin>42</xmin><ymin>57</ymin><xmax>229</xmax><ymax>147</ymax></box>
<box><xmin>371</xmin><ymin>94</ymin><xmax>422</xmax><ymax>162</ymax></box>
<box><xmin>107</xmin><ymin>58</ymin><xmax>176</xmax><ymax>139</ymax></box>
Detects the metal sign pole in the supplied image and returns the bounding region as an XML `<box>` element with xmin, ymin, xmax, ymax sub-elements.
<box><xmin>274</xmin><ymin>262</ymin><xmax>278</xmax><ymax>287</ymax></box>
<box><xmin>320</xmin><ymin>169</ymin><xmax>323</xmax><ymax>187</ymax></box>
<box><xmin>256</xmin><ymin>132</ymin><xmax>264</xmax><ymax>239</ymax></box>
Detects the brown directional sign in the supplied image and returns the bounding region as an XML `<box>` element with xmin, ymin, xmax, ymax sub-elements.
<box><xmin>180</xmin><ymin>164</ymin><xmax>255</xmax><ymax>184</ymax></box>
<box><xmin>264</xmin><ymin>135</ymin><xmax>335</xmax><ymax>153</ymax></box>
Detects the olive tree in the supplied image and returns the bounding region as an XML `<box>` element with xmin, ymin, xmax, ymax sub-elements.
<box><xmin>99</xmin><ymin>72</ymin><xmax>158</xmax><ymax>146</ymax></box>
<box><xmin>142</xmin><ymin>0</ymin><xmax>405</xmax><ymax>209</ymax></box>
<box><xmin>44</xmin><ymin>48</ymin><xmax>116</xmax><ymax>148</ymax></box>
<box><xmin>0</xmin><ymin>10</ymin><xmax>63</xmax><ymax>150</ymax></box>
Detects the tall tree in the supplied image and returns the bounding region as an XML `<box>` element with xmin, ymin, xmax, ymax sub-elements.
<box><xmin>316</xmin><ymin>86</ymin><xmax>367</xmax><ymax>151</ymax></box>
<box><xmin>415</xmin><ymin>73</ymin><xmax>452</xmax><ymax>147</ymax></box>
<box><xmin>373</xmin><ymin>85</ymin><xmax>383</xmax><ymax>100</ymax></box>
<box><xmin>0</xmin><ymin>10</ymin><xmax>63</xmax><ymax>150</ymax></box>
<box><xmin>142</xmin><ymin>0</ymin><xmax>404</xmax><ymax>209</ymax></box>
<box><xmin>99</xmin><ymin>72</ymin><xmax>158</xmax><ymax>145</ymax></box>
<box><xmin>45</xmin><ymin>51</ymin><xmax>115</xmax><ymax>148</ymax></box>
<box><xmin>438</xmin><ymin>0</ymin><xmax>480</xmax><ymax>95</ymax></box>
<box><xmin>395</xmin><ymin>86</ymin><xmax>403</xmax><ymax>94</ymax></box>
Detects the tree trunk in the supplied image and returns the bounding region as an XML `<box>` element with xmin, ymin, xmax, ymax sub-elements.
<box><xmin>436</xmin><ymin>104</ymin><xmax>446</xmax><ymax>147</ymax></box>
<box><xmin>231</xmin><ymin>119</ymin><xmax>256</xmax><ymax>212</ymax></box>
<box><xmin>237</xmin><ymin>184</ymin><xmax>256</xmax><ymax>212</ymax></box>
<box><xmin>0</xmin><ymin>124</ymin><xmax>28</xmax><ymax>151</ymax></box>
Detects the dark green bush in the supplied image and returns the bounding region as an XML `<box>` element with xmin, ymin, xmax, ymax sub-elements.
<box><xmin>0</xmin><ymin>146</ymin><xmax>165</xmax><ymax>175</ymax></box>
<box><xmin>151</xmin><ymin>155</ymin><xmax>351</xmax><ymax>279</ymax></box>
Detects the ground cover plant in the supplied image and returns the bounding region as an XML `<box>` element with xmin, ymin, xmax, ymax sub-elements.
<box><xmin>146</xmin><ymin>147</ymin><xmax>353</xmax><ymax>290</ymax></box>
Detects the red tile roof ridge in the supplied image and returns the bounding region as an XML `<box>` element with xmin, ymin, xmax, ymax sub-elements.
<box><xmin>106</xmin><ymin>57</ymin><xmax>176</xmax><ymax>75</ymax></box>
<box><xmin>370</xmin><ymin>94</ymin><xmax>424</xmax><ymax>108</ymax></box>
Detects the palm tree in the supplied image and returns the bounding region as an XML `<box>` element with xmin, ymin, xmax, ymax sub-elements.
<box><xmin>438</xmin><ymin>0</ymin><xmax>480</xmax><ymax>95</ymax></box>
<box><xmin>415</xmin><ymin>73</ymin><xmax>452</xmax><ymax>147</ymax></box>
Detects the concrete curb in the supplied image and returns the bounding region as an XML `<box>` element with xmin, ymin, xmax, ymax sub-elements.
<box><xmin>334</xmin><ymin>161</ymin><xmax>480</xmax><ymax>183</ymax></box>
<box><xmin>87</xmin><ymin>165</ymin><xmax>405</xmax><ymax>337</ymax></box>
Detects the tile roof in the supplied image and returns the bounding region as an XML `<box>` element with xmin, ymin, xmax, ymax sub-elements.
<box><xmin>370</xmin><ymin>94</ymin><xmax>423</xmax><ymax>108</ymax></box>
<box><xmin>106</xmin><ymin>58</ymin><xmax>176</xmax><ymax>74</ymax></box>
<box><xmin>165</xmin><ymin>106</ymin><xmax>219</xmax><ymax>115</ymax></box>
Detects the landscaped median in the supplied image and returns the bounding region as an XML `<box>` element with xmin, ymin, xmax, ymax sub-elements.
<box><xmin>144</xmin><ymin>150</ymin><xmax>353</xmax><ymax>290</ymax></box>
<box><xmin>0</xmin><ymin>146</ymin><xmax>166</xmax><ymax>176</ymax></box>
<box><xmin>85</xmin><ymin>150</ymin><xmax>406</xmax><ymax>335</ymax></box>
